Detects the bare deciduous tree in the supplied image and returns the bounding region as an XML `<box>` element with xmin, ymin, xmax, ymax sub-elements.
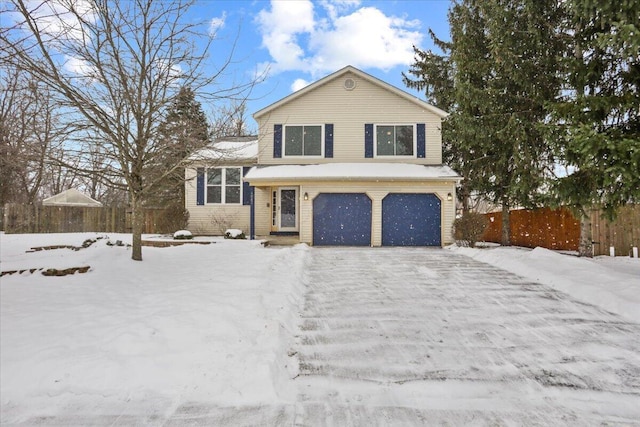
<box><xmin>1</xmin><ymin>0</ymin><xmax>257</xmax><ymax>260</ymax></box>
<box><xmin>0</xmin><ymin>64</ymin><xmax>67</xmax><ymax>205</ymax></box>
<box><xmin>210</xmin><ymin>99</ymin><xmax>253</xmax><ymax>140</ymax></box>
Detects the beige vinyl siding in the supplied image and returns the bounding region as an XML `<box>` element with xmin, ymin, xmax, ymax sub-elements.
<box><xmin>185</xmin><ymin>167</ymin><xmax>251</xmax><ymax>235</ymax></box>
<box><xmin>257</xmin><ymin>71</ymin><xmax>442</xmax><ymax>165</ymax></box>
<box><xmin>253</xmin><ymin>187</ymin><xmax>272</xmax><ymax>236</ymax></box>
<box><xmin>251</xmin><ymin>180</ymin><xmax>456</xmax><ymax>246</ymax></box>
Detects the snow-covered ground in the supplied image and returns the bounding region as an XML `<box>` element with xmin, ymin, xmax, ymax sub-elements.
<box><xmin>0</xmin><ymin>233</ymin><xmax>307</xmax><ymax>424</ymax></box>
<box><xmin>449</xmin><ymin>244</ymin><xmax>640</xmax><ymax>323</ymax></box>
<box><xmin>1</xmin><ymin>233</ymin><xmax>639</xmax><ymax>424</ymax></box>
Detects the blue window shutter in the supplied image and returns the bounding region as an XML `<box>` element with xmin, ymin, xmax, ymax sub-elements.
<box><xmin>364</xmin><ymin>124</ymin><xmax>373</xmax><ymax>158</ymax></box>
<box><xmin>417</xmin><ymin>123</ymin><xmax>426</xmax><ymax>158</ymax></box>
<box><xmin>325</xmin><ymin>124</ymin><xmax>334</xmax><ymax>158</ymax></box>
<box><xmin>196</xmin><ymin>168</ymin><xmax>205</xmax><ymax>205</ymax></box>
<box><xmin>242</xmin><ymin>167</ymin><xmax>252</xmax><ymax>206</ymax></box>
<box><xmin>273</xmin><ymin>124</ymin><xmax>282</xmax><ymax>158</ymax></box>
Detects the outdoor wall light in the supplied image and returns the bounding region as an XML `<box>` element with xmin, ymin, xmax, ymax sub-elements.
<box><xmin>303</xmin><ymin>192</ymin><xmax>309</xmax><ymax>201</ymax></box>
<box><xmin>447</xmin><ymin>192</ymin><xmax>453</xmax><ymax>201</ymax></box>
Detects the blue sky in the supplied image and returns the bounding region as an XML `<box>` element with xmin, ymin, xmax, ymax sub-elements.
<box><xmin>192</xmin><ymin>0</ymin><xmax>452</xmax><ymax>132</ymax></box>
<box><xmin>5</xmin><ymin>0</ymin><xmax>452</xmax><ymax>132</ymax></box>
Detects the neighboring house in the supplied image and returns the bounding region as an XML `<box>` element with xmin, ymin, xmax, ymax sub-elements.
<box><xmin>42</xmin><ymin>188</ymin><xmax>103</xmax><ymax>207</ymax></box>
<box><xmin>185</xmin><ymin>136</ymin><xmax>259</xmax><ymax>234</ymax></box>
<box><xmin>186</xmin><ymin>66</ymin><xmax>461</xmax><ymax>246</ymax></box>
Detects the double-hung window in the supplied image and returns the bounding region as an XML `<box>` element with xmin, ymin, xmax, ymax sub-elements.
<box><xmin>375</xmin><ymin>125</ymin><xmax>414</xmax><ymax>156</ymax></box>
<box><xmin>284</xmin><ymin>125</ymin><xmax>322</xmax><ymax>156</ymax></box>
<box><xmin>206</xmin><ymin>167</ymin><xmax>241</xmax><ymax>204</ymax></box>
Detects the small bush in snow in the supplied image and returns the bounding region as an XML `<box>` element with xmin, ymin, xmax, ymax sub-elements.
<box><xmin>173</xmin><ymin>230</ymin><xmax>193</xmax><ymax>240</ymax></box>
<box><xmin>453</xmin><ymin>212</ymin><xmax>488</xmax><ymax>248</ymax></box>
<box><xmin>225</xmin><ymin>229</ymin><xmax>246</xmax><ymax>240</ymax></box>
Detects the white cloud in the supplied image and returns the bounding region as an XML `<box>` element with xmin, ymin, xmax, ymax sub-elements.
<box><xmin>23</xmin><ymin>0</ymin><xmax>97</xmax><ymax>45</ymax></box>
<box><xmin>209</xmin><ymin>13</ymin><xmax>226</xmax><ymax>36</ymax></box>
<box><xmin>63</xmin><ymin>55</ymin><xmax>95</xmax><ymax>77</ymax></box>
<box><xmin>291</xmin><ymin>78</ymin><xmax>311</xmax><ymax>92</ymax></box>
<box><xmin>319</xmin><ymin>0</ymin><xmax>361</xmax><ymax>21</ymax></box>
<box><xmin>256</xmin><ymin>0</ymin><xmax>315</xmax><ymax>71</ymax></box>
<box><xmin>256</xmin><ymin>0</ymin><xmax>423</xmax><ymax>79</ymax></box>
<box><xmin>310</xmin><ymin>7</ymin><xmax>422</xmax><ymax>72</ymax></box>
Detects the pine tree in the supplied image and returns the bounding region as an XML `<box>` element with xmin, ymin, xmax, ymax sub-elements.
<box><xmin>552</xmin><ymin>0</ymin><xmax>640</xmax><ymax>256</ymax></box>
<box><xmin>405</xmin><ymin>0</ymin><xmax>564</xmax><ymax>245</ymax></box>
<box><xmin>150</xmin><ymin>86</ymin><xmax>210</xmax><ymax>211</ymax></box>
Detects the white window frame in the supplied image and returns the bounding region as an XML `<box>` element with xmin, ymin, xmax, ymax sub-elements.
<box><xmin>283</xmin><ymin>124</ymin><xmax>324</xmax><ymax>158</ymax></box>
<box><xmin>206</xmin><ymin>167</ymin><xmax>242</xmax><ymax>205</ymax></box>
<box><xmin>374</xmin><ymin>124</ymin><xmax>416</xmax><ymax>158</ymax></box>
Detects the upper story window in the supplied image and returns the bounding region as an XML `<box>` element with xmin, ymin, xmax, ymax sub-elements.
<box><xmin>375</xmin><ymin>125</ymin><xmax>415</xmax><ymax>156</ymax></box>
<box><xmin>284</xmin><ymin>125</ymin><xmax>323</xmax><ymax>157</ymax></box>
<box><xmin>206</xmin><ymin>167</ymin><xmax>241</xmax><ymax>204</ymax></box>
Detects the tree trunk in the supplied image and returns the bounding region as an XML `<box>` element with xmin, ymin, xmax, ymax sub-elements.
<box><xmin>460</xmin><ymin>179</ymin><xmax>470</xmax><ymax>214</ymax></box>
<box><xmin>578</xmin><ymin>209</ymin><xmax>593</xmax><ymax>257</ymax></box>
<box><xmin>131</xmin><ymin>197</ymin><xmax>144</xmax><ymax>261</ymax></box>
<box><xmin>501</xmin><ymin>202</ymin><xmax>511</xmax><ymax>246</ymax></box>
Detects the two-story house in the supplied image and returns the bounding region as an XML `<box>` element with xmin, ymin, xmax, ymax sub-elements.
<box><xmin>186</xmin><ymin>66</ymin><xmax>460</xmax><ymax>246</ymax></box>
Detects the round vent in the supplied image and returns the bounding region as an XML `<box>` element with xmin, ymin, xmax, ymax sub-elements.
<box><xmin>344</xmin><ymin>78</ymin><xmax>356</xmax><ymax>90</ymax></box>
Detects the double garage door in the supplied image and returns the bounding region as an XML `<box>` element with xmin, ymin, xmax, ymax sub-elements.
<box><xmin>313</xmin><ymin>193</ymin><xmax>441</xmax><ymax>246</ymax></box>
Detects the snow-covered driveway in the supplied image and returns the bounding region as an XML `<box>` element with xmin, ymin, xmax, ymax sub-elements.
<box><xmin>292</xmin><ymin>247</ymin><xmax>640</xmax><ymax>425</ymax></box>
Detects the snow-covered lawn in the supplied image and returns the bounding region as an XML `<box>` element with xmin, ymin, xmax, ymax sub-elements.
<box><xmin>1</xmin><ymin>233</ymin><xmax>639</xmax><ymax>424</ymax></box>
<box><xmin>1</xmin><ymin>233</ymin><xmax>307</xmax><ymax>424</ymax></box>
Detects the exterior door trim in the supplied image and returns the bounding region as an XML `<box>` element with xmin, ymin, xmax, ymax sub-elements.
<box><xmin>277</xmin><ymin>187</ymin><xmax>299</xmax><ymax>232</ymax></box>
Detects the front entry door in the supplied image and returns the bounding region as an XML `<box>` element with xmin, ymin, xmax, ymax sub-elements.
<box><xmin>278</xmin><ymin>187</ymin><xmax>298</xmax><ymax>231</ymax></box>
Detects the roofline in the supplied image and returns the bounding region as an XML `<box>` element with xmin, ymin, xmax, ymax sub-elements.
<box><xmin>245</xmin><ymin>176</ymin><xmax>462</xmax><ymax>184</ymax></box>
<box><xmin>244</xmin><ymin>164</ymin><xmax>463</xmax><ymax>184</ymax></box>
<box><xmin>253</xmin><ymin>65</ymin><xmax>449</xmax><ymax>119</ymax></box>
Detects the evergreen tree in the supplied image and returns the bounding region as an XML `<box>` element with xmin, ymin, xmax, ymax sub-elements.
<box><xmin>552</xmin><ymin>0</ymin><xmax>640</xmax><ymax>256</ymax></box>
<box><xmin>405</xmin><ymin>0</ymin><xmax>564</xmax><ymax>245</ymax></box>
<box><xmin>150</xmin><ymin>86</ymin><xmax>210</xmax><ymax>211</ymax></box>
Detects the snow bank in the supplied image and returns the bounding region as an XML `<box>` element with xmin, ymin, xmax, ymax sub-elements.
<box><xmin>0</xmin><ymin>233</ymin><xmax>307</xmax><ymax>422</ymax></box>
<box><xmin>449</xmin><ymin>245</ymin><xmax>640</xmax><ymax>323</ymax></box>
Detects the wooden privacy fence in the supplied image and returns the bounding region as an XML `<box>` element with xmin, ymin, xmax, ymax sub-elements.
<box><xmin>482</xmin><ymin>205</ymin><xmax>640</xmax><ymax>256</ymax></box>
<box><xmin>591</xmin><ymin>205</ymin><xmax>640</xmax><ymax>257</ymax></box>
<box><xmin>2</xmin><ymin>204</ymin><xmax>177</xmax><ymax>234</ymax></box>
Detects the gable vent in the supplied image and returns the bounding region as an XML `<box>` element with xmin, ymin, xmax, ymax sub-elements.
<box><xmin>344</xmin><ymin>78</ymin><xmax>356</xmax><ymax>90</ymax></box>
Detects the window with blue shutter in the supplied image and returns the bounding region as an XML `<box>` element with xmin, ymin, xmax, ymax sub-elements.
<box><xmin>196</xmin><ymin>168</ymin><xmax>205</xmax><ymax>205</ymax></box>
<box><xmin>364</xmin><ymin>124</ymin><xmax>373</xmax><ymax>158</ymax></box>
<box><xmin>242</xmin><ymin>167</ymin><xmax>252</xmax><ymax>206</ymax></box>
<box><xmin>417</xmin><ymin>123</ymin><xmax>426</xmax><ymax>158</ymax></box>
<box><xmin>325</xmin><ymin>124</ymin><xmax>333</xmax><ymax>158</ymax></box>
<box><xmin>273</xmin><ymin>124</ymin><xmax>282</xmax><ymax>158</ymax></box>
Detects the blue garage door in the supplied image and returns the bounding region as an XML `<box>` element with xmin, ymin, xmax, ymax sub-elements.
<box><xmin>382</xmin><ymin>193</ymin><xmax>441</xmax><ymax>246</ymax></box>
<box><xmin>313</xmin><ymin>193</ymin><xmax>372</xmax><ymax>246</ymax></box>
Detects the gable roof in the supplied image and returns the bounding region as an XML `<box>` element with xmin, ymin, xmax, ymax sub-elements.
<box><xmin>42</xmin><ymin>188</ymin><xmax>103</xmax><ymax>207</ymax></box>
<box><xmin>253</xmin><ymin>65</ymin><xmax>448</xmax><ymax>119</ymax></box>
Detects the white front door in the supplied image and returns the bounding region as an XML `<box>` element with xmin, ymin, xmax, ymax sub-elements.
<box><xmin>277</xmin><ymin>187</ymin><xmax>298</xmax><ymax>231</ymax></box>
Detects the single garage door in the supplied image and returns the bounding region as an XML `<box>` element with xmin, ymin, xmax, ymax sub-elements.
<box><xmin>382</xmin><ymin>193</ymin><xmax>441</xmax><ymax>246</ymax></box>
<box><xmin>313</xmin><ymin>193</ymin><xmax>372</xmax><ymax>246</ymax></box>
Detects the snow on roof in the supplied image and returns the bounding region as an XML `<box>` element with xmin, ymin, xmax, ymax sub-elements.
<box><xmin>42</xmin><ymin>188</ymin><xmax>103</xmax><ymax>207</ymax></box>
<box><xmin>244</xmin><ymin>163</ymin><xmax>461</xmax><ymax>182</ymax></box>
<box><xmin>190</xmin><ymin>136</ymin><xmax>258</xmax><ymax>162</ymax></box>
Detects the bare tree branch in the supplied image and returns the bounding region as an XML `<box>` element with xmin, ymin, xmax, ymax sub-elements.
<box><xmin>1</xmin><ymin>0</ymin><xmax>260</xmax><ymax>260</ymax></box>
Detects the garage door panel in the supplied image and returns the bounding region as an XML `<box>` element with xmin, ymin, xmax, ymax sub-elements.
<box><xmin>313</xmin><ymin>193</ymin><xmax>371</xmax><ymax>246</ymax></box>
<box><xmin>382</xmin><ymin>193</ymin><xmax>441</xmax><ymax>246</ymax></box>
